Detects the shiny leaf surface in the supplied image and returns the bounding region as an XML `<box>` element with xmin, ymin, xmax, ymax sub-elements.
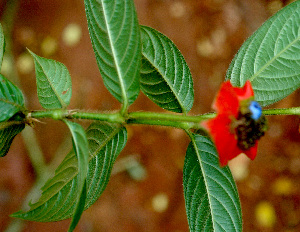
<box><xmin>140</xmin><ymin>26</ymin><xmax>194</xmax><ymax>113</ymax></box>
<box><xmin>63</xmin><ymin>120</ymin><xmax>88</xmax><ymax>232</ymax></box>
<box><xmin>13</xmin><ymin>122</ymin><xmax>127</xmax><ymax>222</ymax></box>
<box><xmin>184</xmin><ymin>134</ymin><xmax>242</xmax><ymax>232</ymax></box>
<box><xmin>226</xmin><ymin>1</ymin><xmax>300</xmax><ymax>106</ymax></box>
<box><xmin>0</xmin><ymin>74</ymin><xmax>25</xmax><ymax>122</ymax></box>
<box><xmin>84</xmin><ymin>0</ymin><xmax>141</xmax><ymax>106</ymax></box>
<box><xmin>29</xmin><ymin>51</ymin><xmax>72</xmax><ymax>109</ymax></box>
<box><xmin>0</xmin><ymin>121</ymin><xmax>25</xmax><ymax>157</ymax></box>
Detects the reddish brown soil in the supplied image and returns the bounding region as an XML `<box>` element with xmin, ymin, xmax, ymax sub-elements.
<box><xmin>0</xmin><ymin>0</ymin><xmax>299</xmax><ymax>231</ymax></box>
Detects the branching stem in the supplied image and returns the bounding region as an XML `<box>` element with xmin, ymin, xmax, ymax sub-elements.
<box><xmin>28</xmin><ymin>106</ymin><xmax>300</xmax><ymax>130</ymax></box>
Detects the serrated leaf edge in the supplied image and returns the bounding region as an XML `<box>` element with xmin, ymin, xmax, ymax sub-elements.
<box><xmin>140</xmin><ymin>26</ymin><xmax>194</xmax><ymax>113</ymax></box>
<box><xmin>188</xmin><ymin>134</ymin><xmax>241</xmax><ymax>231</ymax></box>
<box><xmin>12</xmin><ymin>124</ymin><xmax>125</xmax><ymax>221</ymax></box>
<box><xmin>249</xmin><ymin>10</ymin><xmax>300</xmax><ymax>83</ymax></box>
<box><xmin>98</xmin><ymin>2</ymin><xmax>128</xmax><ymax>106</ymax></box>
<box><xmin>28</xmin><ymin>50</ymin><xmax>71</xmax><ymax>109</ymax></box>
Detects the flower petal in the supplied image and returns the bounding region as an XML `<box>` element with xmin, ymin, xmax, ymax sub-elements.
<box><xmin>203</xmin><ymin>80</ymin><xmax>259</xmax><ymax>166</ymax></box>
<box><xmin>212</xmin><ymin>81</ymin><xmax>239</xmax><ymax>116</ymax></box>
<box><xmin>244</xmin><ymin>142</ymin><xmax>258</xmax><ymax>160</ymax></box>
<box><xmin>203</xmin><ymin>114</ymin><xmax>242</xmax><ymax>166</ymax></box>
<box><xmin>233</xmin><ymin>80</ymin><xmax>254</xmax><ymax>101</ymax></box>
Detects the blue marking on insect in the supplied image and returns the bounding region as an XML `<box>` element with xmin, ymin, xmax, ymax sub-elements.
<box><xmin>249</xmin><ymin>101</ymin><xmax>262</xmax><ymax>120</ymax></box>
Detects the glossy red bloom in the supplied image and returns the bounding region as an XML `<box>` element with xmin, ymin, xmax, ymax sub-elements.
<box><xmin>202</xmin><ymin>80</ymin><xmax>267</xmax><ymax>166</ymax></box>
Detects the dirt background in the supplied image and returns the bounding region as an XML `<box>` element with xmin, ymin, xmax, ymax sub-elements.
<box><xmin>0</xmin><ymin>0</ymin><xmax>299</xmax><ymax>231</ymax></box>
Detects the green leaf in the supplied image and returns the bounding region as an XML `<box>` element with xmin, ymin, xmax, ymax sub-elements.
<box><xmin>226</xmin><ymin>1</ymin><xmax>300</xmax><ymax>106</ymax></box>
<box><xmin>84</xmin><ymin>0</ymin><xmax>141</xmax><ymax>107</ymax></box>
<box><xmin>63</xmin><ymin>120</ymin><xmax>88</xmax><ymax>232</ymax></box>
<box><xmin>0</xmin><ymin>73</ymin><xmax>25</xmax><ymax>157</ymax></box>
<box><xmin>83</xmin><ymin>123</ymin><xmax>127</xmax><ymax>208</ymax></box>
<box><xmin>140</xmin><ymin>26</ymin><xmax>194</xmax><ymax>113</ymax></box>
<box><xmin>12</xmin><ymin>122</ymin><xmax>127</xmax><ymax>222</ymax></box>
<box><xmin>0</xmin><ymin>23</ymin><xmax>5</xmax><ymax>69</ymax></box>
<box><xmin>183</xmin><ymin>134</ymin><xmax>242</xmax><ymax>232</ymax></box>
<box><xmin>0</xmin><ymin>120</ymin><xmax>25</xmax><ymax>157</ymax></box>
<box><xmin>0</xmin><ymin>74</ymin><xmax>25</xmax><ymax>122</ymax></box>
<box><xmin>29</xmin><ymin>50</ymin><xmax>72</xmax><ymax>109</ymax></box>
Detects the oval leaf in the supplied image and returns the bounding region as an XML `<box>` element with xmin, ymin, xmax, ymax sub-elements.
<box><xmin>84</xmin><ymin>0</ymin><xmax>141</xmax><ymax>106</ymax></box>
<box><xmin>0</xmin><ymin>23</ymin><xmax>4</xmax><ymax>69</ymax></box>
<box><xmin>184</xmin><ymin>134</ymin><xmax>242</xmax><ymax>232</ymax></box>
<box><xmin>0</xmin><ymin>74</ymin><xmax>25</xmax><ymax>122</ymax></box>
<box><xmin>140</xmin><ymin>26</ymin><xmax>194</xmax><ymax>113</ymax></box>
<box><xmin>29</xmin><ymin>50</ymin><xmax>72</xmax><ymax>109</ymax></box>
<box><xmin>226</xmin><ymin>1</ymin><xmax>300</xmax><ymax>106</ymax></box>
<box><xmin>12</xmin><ymin>122</ymin><xmax>127</xmax><ymax>222</ymax></box>
<box><xmin>63</xmin><ymin>120</ymin><xmax>88</xmax><ymax>232</ymax></box>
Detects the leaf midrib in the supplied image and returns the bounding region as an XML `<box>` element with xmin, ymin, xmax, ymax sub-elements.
<box><xmin>142</xmin><ymin>50</ymin><xmax>187</xmax><ymax>114</ymax></box>
<box><xmin>0</xmin><ymin>97</ymin><xmax>23</xmax><ymax>109</ymax></box>
<box><xmin>190</xmin><ymin>135</ymin><xmax>216</xmax><ymax>230</ymax></box>
<box><xmin>99</xmin><ymin>1</ymin><xmax>128</xmax><ymax>106</ymax></box>
<box><xmin>189</xmin><ymin>135</ymin><xmax>240</xmax><ymax>231</ymax></box>
<box><xmin>249</xmin><ymin>31</ymin><xmax>300</xmax><ymax>82</ymax></box>
<box><xmin>30</xmin><ymin>126</ymin><xmax>122</xmax><ymax>210</ymax></box>
<box><xmin>35</xmin><ymin>58</ymin><xmax>67</xmax><ymax>108</ymax></box>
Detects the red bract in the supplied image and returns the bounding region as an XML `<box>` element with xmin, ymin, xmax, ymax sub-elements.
<box><xmin>203</xmin><ymin>80</ymin><xmax>266</xmax><ymax>166</ymax></box>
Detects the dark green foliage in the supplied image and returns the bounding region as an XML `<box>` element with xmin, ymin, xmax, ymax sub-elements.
<box><xmin>184</xmin><ymin>134</ymin><xmax>242</xmax><ymax>232</ymax></box>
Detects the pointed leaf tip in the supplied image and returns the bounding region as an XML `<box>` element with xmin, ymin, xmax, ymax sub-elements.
<box><xmin>29</xmin><ymin>50</ymin><xmax>72</xmax><ymax>109</ymax></box>
<box><xmin>0</xmin><ymin>74</ymin><xmax>25</xmax><ymax>122</ymax></box>
<box><xmin>64</xmin><ymin>120</ymin><xmax>88</xmax><ymax>232</ymax></box>
<box><xmin>226</xmin><ymin>1</ymin><xmax>300</xmax><ymax>106</ymax></box>
<box><xmin>140</xmin><ymin>26</ymin><xmax>194</xmax><ymax>113</ymax></box>
<box><xmin>12</xmin><ymin>122</ymin><xmax>127</xmax><ymax>222</ymax></box>
<box><xmin>84</xmin><ymin>0</ymin><xmax>141</xmax><ymax>106</ymax></box>
<box><xmin>184</xmin><ymin>134</ymin><xmax>242</xmax><ymax>232</ymax></box>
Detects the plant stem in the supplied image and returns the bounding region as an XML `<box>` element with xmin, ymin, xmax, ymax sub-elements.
<box><xmin>263</xmin><ymin>107</ymin><xmax>300</xmax><ymax>115</ymax></box>
<box><xmin>28</xmin><ymin>107</ymin><xmax>300</xmax><ymax>130</ymax></box>
<box><xmin>4</xmin><ymin>171</ymin><xmax>52</xmax><ymax>232</ymax></box>
<box><xmin>1</xmin><ymin>0</ymin><xmax>48</xmax><ymax>176</ymax></box>
<box><xmin>29</xmin><ymin>110</ymin><xmax>125</xmax><ymax>123</ymax></box>
<box><xmin>72</xmin><ymin>111</ymin><xmax>125</xmax><ymax>123</ymax></box>
<box><xmin>126</xmin><ymin>111</ymin><xmax>211</xmax><ymax>129</ymax></box>
<box><xmin>29</xmin><ymin>109</ymin><xmax>214</xmax><ymax>129</ymax></box>
<box><xmin>127</xmin><ymin>118</ymin><xmax>195</xmax><ymax>130</ymax></box>
<box><xmin>128</xmin><ymin>111</ymin><xmax>215</xmax><ymax>122</ymax></box>
<box><xmin>1</xmin><ymin>3</ymin><xmax>49</xmax><ymax>231</ymax></box>
<box><xmin>0</xmin><ymin>0</ymin><xmax>21</xmax><ymax>85</ymax></box>
<box><xmin>21</xmin><ymin>127</ymin><xmax>47</xmax><ymax>177</ymax></box>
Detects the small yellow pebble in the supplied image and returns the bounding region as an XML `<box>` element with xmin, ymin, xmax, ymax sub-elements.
<box><xmin>267</xmin><ymin>0</ymin><xmax>283</xmax><ymax>14</ymax></box>
<box><xmin>169</xmin><ymin>2</ymin><xmax>187</xmax><ymax>18</ymax></box>
<box><xmin>255</xmin><ymin>201</ymin><xmax>276</xmax><ymax>228</ymax></box>
<box><xmin>151</xmin><ymin>193</ymin><xmax>169</xmax><ymax>213</ymax></box>
<box><xmin>16</xmin><ymin>53</ymin><xmax>34</xmax><ymax>75</ymax></box>
<box><xmin>196</xmin><ymin>39</ymin><xmax>214</xmax><ymax>57</ymax></box>
<box><xmin>62</xmin><ymin>23</ymin><xmax>82</xmax><ymax>47</ymax></box>
<box><xmin>272</xmin><ymin>177</ymin><xmax>294</xmax><ymax>196</ymax></box>
<box><xmin>41</xmin><ymin>36</ymin><xmax>58</xmax><ymax>56</ymax></box>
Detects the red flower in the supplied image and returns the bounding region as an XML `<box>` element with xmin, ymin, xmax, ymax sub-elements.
<box><xmin>202</xmin><ymin>81</ymin><xmax>267</xmax><ymax>166</ymax></box>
